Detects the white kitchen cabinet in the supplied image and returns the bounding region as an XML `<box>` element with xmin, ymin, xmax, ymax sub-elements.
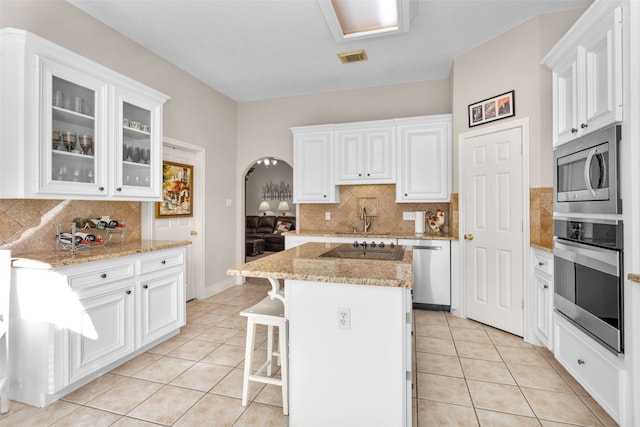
<box><xmin>9</xmin><ymin>247</ymin><xmax>185</xmax><ymax>407</ymax></box>
<box><xmin>531</xmin><ymin>248</ymin><xmax>553</xmax><ymax>349</ymax></box>
<box><xmin>291</xmin><ymin>125</ymin><xmax>339</xmax><ymax>203</ymax></box>
<box><xmin>335</xmin><ymin>121</ymin><xmax>395</xmax><ymax>184</ymax></box>
<box><xmin>543</xmin><ymin>5</ymin><xmax>622</xmax><ymax>146</ymax></box>
<box><xmin>395</xmin><ymin>115</ymin><xmax>452</xmax><ymax>202</ymax></box>
<box><xmin>554</xmin><ymin>313</ymin><xmax>625</xmax><ymax>424</ymax></box>
<box><xmin>0</xmin><ymin>28</ymin><xmax>168</xmax><ymax>200</ymax></box>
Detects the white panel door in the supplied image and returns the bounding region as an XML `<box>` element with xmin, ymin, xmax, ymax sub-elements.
<box><xmin>462</xmin><ymin>126</ymin><xmax>524</xmax><ymax>336</ymax></box>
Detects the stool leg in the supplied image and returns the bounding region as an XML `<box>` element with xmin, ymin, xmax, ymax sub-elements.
<box><xmin>267</xmin><ymin>325</ymin><xmax>273</xmax><ymax>376</ymax></box>
<box><xmin>241</xmin><ymin>317</ymin><xmax>256</xmax><ymax>407</ymax></box>
<box><xmin>280</xmin><ymin>321</ymin><xmax>289</xmax><ymax>415</ymax></box>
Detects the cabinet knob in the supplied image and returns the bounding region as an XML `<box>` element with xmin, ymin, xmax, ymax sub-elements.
<box><xmin>101</xmin><ymin>273</ymin><xmax>107</xmax><ymax>279</ymax></box>
<box><xmin>543</xmin><ymin>284</ymin><xmax>549</xmax><ymax>289</ymax></box>
<box><xmin>143</xmin><ymin>284</ymin><xmax>149</xmax><ymax>289</ymax></box>
<box><xmin>358</xmin><ymin>173</ymin><xmax>362</xmax><ymax>177</ymax></box>
<box><xmin>323</xmin><ymin>195</ymin><xmax>327</xmax><ymax>198</ymax></box>
<box><xmin>116</xmin><ymin>187</ymin><xmax>122</xmax><ymax>192</ymax></box>
<box><xmin>125</xmin><ymin>290</ymin><xmax>132</xmax><ymax>295</ymax></box>
<box><xmin>161</xmin><ymin>260</ymin><xmax>166</xmax><ymax>264</ymax></box>
<box><xmin>538</xmin><ymin>261</ymin><xmax>545</xmax><ymax>266</ymax></box>
<box><xmin>404</xmin><ymin>193</ymin><xmax>408</xmax><ymax>196</ymax></box>
<box><xmin>571</xmin><ymin>128</ymin><xmax>578</xmax><ymax>133</ymax></box>
<box><xmin>577</xmin><ymin>359</ymin><xmax>585</xmax><ymax>365</ymax></box>
<box><xmin>367</xmin><ymin>173</ymin><xmax>370</xmax><ymax>176</ymax></box>
<box><xmin>98</xmin><ymin>186</ymin><xmax>104</xmax><ymax>191</ymax></box>
<box><xmin>0</xmin><ymin>314</ymin><xmax>3</xmax><ymax>323</ymax></box>
<box><xmin>580</xmin><ymin>123</ymin><xmax>588</xmax><ymax>129</ymax></box>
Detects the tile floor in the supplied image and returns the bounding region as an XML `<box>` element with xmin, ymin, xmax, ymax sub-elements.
<box><xmin>0</xmin><ymin>278</ymin><xmax>617</xmax><ymax>426</ymax></box>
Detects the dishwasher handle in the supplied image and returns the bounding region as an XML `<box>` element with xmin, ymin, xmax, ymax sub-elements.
<box><xmin>414</xmin><ymin>246</ymin><xmax>442</xmax><ymax>251</ymax></box>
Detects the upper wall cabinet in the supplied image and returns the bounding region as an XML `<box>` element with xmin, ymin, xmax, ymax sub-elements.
<box><xmin>291</xmin><ymin>125</ymin><xmax>339</xmax><ymax>203</ymax></box>
<box><xmin>0</xmin><ymin>28</ymin><xmax>169</xmax><ymax>200</ymax></box>
<box><xmin>395</xmin><ymin>115</ymin><xmax>452</xmax><ymax>203</ymax></box>
<box><xmin>542</xmin><ymin>5</ymin><xmax>622</xmax><ymax>146</ymax></box>
<box><xmin>334</xmin><ymin>120</ymin><xmax>396</xmax><ymax>185</ymax></box>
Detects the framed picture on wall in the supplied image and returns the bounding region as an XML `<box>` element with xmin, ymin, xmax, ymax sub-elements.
<box><xmin>468</xmin><ymin>90</ymin><xmax>515</xmax><ymax>127</ymax></box>
<box><xmin>156</xmin><ymin>161</ymin><xmax>193</xmax><ymax>217</ymax></box>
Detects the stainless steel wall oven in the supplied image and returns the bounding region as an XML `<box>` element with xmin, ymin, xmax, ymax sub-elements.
<box><xmin>553</xmin><ymin>217</ymin><xmax>623</xmax><ymax>353</ymax></box>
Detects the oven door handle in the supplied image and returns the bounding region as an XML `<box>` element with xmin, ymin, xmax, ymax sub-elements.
<box><xmin>583</xmin><ymin>147</ymin><xmax>605</xmax><ymax>197</ymax></box>
<box><xmin>554</xmin><ymin>239</ymin><xmax>620</xmax><ymax>277</ymax></box>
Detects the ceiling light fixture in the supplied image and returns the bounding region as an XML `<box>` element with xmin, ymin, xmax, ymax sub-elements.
<box><xmin>318</xmin><ymin>0</ymin><xmax>417</xmax><ymax>43</ymax></box>
<box><xmin>256</xmin><ymin>157</ymin><xmax>278</xmax><ymax>167</ymax></box>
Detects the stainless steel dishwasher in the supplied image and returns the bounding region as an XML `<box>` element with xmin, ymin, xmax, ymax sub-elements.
<box><xmin>403</xmin><ymin>240</ymin><xmax>451</xmax><ymax>311</ymax></box>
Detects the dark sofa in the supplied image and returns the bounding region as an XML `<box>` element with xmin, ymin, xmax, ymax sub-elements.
<box><xmin>246</xmin><ymin>215</ymin><xmax>296</xmax><ymax>252</ymax></box>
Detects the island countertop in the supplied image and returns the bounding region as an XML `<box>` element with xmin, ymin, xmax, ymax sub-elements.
<box><xmin>227</xmin><ymin>242</ymin><xmax>413</xmax><ymax>288</ymax></box>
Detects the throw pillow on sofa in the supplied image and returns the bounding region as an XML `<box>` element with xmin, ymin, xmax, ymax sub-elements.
<box><xmin>274</xmin><ymin>221</ymin><xmax>292</xmax><ymax>233</ymax></box>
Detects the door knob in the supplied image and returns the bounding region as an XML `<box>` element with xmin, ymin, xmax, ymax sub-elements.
<box><xmin>464</xmin><ymin>234</ymin><xmax>474</xmax><ymax>241</ymax></box>
<box><xmin>190</xmin><ymin>230</ymin><xmax>198</xmax><ymax>236</ymax></box>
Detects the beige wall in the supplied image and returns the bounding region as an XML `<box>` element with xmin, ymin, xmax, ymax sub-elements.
<box><xmin>451</xmin><ymin>9</ymin><xmax>584</xmax><ymax>190</ymax></box>
<box><xmin>1</xmin><ymin>0</ymin><xmax>238</xmax><ymax>289</ymax></box>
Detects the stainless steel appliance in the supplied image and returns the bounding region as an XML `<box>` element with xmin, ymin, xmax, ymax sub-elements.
<box><xmin>409</xmin><ymin>241</ymin><xmax>451</xmax><ymax>310</ymax></box>
<box><xmin>553</xmin><ymin>217</ymin><xmax>623</xmax><ymax>353</ymax></box>
<box><xmin>553</xmin><ymin>125</ymin><xmax>621</xmax><ymax>214</ymax></box>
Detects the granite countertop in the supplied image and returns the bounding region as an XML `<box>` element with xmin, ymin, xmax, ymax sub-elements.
<box><xmin>531</xmin><ymin>243</ymin><xmax>552</xmax><ymax>253</ymax></box>
<box><xmin>227</xmin><ymin>242</ymin><xmax>414</xmax><ymax>288</ymax></box>
<box><xmin>284</xmin><ymin>230</ymin><xmax>457</xmax><ymax>241</ymax></box>
<box><xmin>11</xmin><ymin>240</ymin><xmax>191</xmax><ymax>269</ymax></box>
<box><xmin>629</xmin><ymin>274</ymin><xmax>640</xmax><ymax>284</ymax></box>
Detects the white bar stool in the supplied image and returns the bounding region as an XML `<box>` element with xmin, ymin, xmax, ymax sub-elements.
<box><xmin>240</xmin><ymin>292</ymin><xmax>288</xmax><ymax>415</ymax></box>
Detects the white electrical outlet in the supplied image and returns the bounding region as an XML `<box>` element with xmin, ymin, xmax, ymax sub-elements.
<box><xmin>337</xmin><ymin>307</ymin><xmax>351</xmax><ymax>329</ymax></box>
<box><xmin>403</xmin><ymin>212</ymin><xmax>416</xmax><ymax>220</ymax></box>
<box><xmin>325</xmin><ymin>212</ymin><xmax>331</xmax><ymax>220</ymax></box>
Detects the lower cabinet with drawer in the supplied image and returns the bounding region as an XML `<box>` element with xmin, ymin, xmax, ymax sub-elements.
<box><xmin>9</xmin><ymin>247</ymin><xmax>186</xmax><ymax>407</ymax></box>
<box><xmin>531</xmin><ymin>248</ymin><xmax>553</xmax><ymax>349</ymax></box>
<box><xmin>553</xmin><ymin>313</ymin><xmax>626</xmax><ymax>424</ymax></box>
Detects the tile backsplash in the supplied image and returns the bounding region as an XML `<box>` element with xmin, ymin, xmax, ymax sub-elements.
<box><xmin>298</xmin><ymin>184</ymin><xmax>459</xmax><ymax>237</ymax></box>
<box><xmin>0</xmin><ymin>199</ymin><xmax>141</xmax><ymax>255</ymax></box>
<box><xmin>530</xmin><ymin>187</ymin><xmax>553</xmax><ymax>249</ymax></box>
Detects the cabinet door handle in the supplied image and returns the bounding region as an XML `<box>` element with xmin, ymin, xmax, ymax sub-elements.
<box><xmin>125</xmin><ymin>290</ymin><xmax>132</xmax><ymax>295</ymax></box>
<box><xmin>101</xmin><ymin>273</ymin><xmax>107</xmax><ymax>279</ymax></box>
<box><xmin>577</xmin><ymin>359</ymin><xmax>585</xmax><ymax>365</ymax></box>
<box><xmin>543</xmin><ymin>284</ymin><xmax>549</xmax><ymax>289</ymax></box>
<box><xmin>161</xmin><ymin>260</ymin><xmax>166</xmax><ymax>265</ymax></box>
<box><xmin>538</xmin><ymin>261</ymin><xmax>545</xmax><ymax>266</ymax></box>
<box><xmin>98</xmin><ymin>186</ymin><xmax>104</xmax><ymax>191</ymax></box>
<box><xmin>571</xmin><ymin>128</ymin><xmax>578</xmax><ymax>133</ymax></box>
<box><xmin>116</xmin><ymin>187</ymin><xmax>122</xmax><ymax>192</ymax></box>
<box><xmin>580</xmin><ymin>123</ymin><xmax>588</xmax><ymax>129</ymax></box>
<box><xmin>143</xmin><ymin>284</ymin><xmax>149</xmax><ymax>289</ymax></box>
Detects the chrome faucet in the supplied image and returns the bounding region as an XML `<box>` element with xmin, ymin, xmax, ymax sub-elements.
<box><xmin>360</xmin><ymin>206</ymin><xmax>371</xmax><ymax>233</ymax></box>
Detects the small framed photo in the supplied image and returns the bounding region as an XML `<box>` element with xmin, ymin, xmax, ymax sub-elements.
<box><xmin>468</xmin><ymin>90</ymin><xmax>515</xmax><ymax>127</ymax></box>
<box><xmin>156</xmin><ymin>161</ymin><xmax>193</xmax><ymax>218</ymax></box>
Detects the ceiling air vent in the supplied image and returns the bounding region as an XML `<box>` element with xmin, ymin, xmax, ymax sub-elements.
<box><xmin>337</xmin><ymin>49</ymin><xmax>368</xmax><ymax>64</ymax></box>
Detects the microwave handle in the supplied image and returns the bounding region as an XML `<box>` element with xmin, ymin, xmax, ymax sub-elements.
<box><xmin>583</xmin><ymin>147</ymin><xmax>604</xmax><ymax>197</ymax></box>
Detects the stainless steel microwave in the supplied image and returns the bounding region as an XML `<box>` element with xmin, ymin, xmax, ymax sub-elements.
<box><xmin>553</xmin><ymin>125</ymin><xmax>621</xmax><ymax>215</ymax></box>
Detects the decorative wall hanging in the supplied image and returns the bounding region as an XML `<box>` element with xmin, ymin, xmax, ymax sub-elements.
<box><xmin>156</xmin><ymin>161</ymin><xmax>193</xmax><ymax>217</ymax></box>
<box><xmin>468</xmin><ymin>90</ymin><xmax>515</xmax><ymax>127</ymax></box>
<box><xmin>261</xmin><ymin>181</ymin><xmax>292</xmax><ymax>200</ymax></box>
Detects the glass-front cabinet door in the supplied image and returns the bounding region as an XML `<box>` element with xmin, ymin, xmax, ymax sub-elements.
<box><xmin>113</xmin><ymin>88</ymin><xmax>162</xmax><ymax>199</ymax></box>
<box><xmin>40</xmin><ymin>58</ymin><xmax>108</xmax><ymax>196</ymax></box>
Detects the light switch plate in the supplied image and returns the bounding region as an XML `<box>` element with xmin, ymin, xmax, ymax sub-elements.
<box><xmin>403</xmin><ymin>212</ymin><xmax>416</xmax><ymax>220</ymax></box>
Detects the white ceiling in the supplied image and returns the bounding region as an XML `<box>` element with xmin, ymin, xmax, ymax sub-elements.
<box><xmin>67</xmin><ymin>0</ymin><xmax>591</xmax><ymax>102</ymax></box>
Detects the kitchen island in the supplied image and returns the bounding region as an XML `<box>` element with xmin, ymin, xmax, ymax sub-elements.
<box><xmin>227</xmin><ymin>242</ymin><xmax>413</xmax><ymax>427</ymax></box>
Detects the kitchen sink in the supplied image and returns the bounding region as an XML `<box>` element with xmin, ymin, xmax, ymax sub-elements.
<box><xmin>320</xmin><ymin>244</ymin><xmax>405</xmax><ymax>261</ymax></box>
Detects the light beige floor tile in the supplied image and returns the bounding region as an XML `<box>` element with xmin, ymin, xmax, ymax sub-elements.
<box><xmin>186</xmin><ymin>310</ymin><xmax>206</xmax><ymax>323</ymax></box>
<box><xmin>226</xmin><ymin>329</ymin><xmax>267</xmax><ymax>348</ymax></box>
<box><xmin>201</xmin><ymin>344</ymin><xmax>246</xmax><ymax>367</ymax></box>
<box><xmin>0</xmin><ymin>401</ymin><xmax>26</xmax><ymax>421</ymax></box>
<box><xmin>552</xmin><ymin>365</ymin><xmax>589</xmax><ymax>396</ymax></box>
<box><xmin>467</xmin><ymin>379</ymin><xmax>535</xmax><ymax>417</ymax></box>
<box><xmin>416</xmin><ymin>373</ymin><xmax>472</xmax><ymax>406</ymax></box>
<box><xmin>0</xmin><ymin>400</ymin><xmax>79</xmax><ymax>427</ymax></box>
<box><xmin>110</xmin><ymin>353</ymin><xmax>163</xmax><ymax>377</ymax></box>
<box><xmin>450</xmin><ymin>327</ymin><xmax>492</xmax><ymax>344</ymax></box>
<box><xmin>415</xmin><ymin>335</ymin><xmax>457</xmax><ymax>356</ymax></box>
<box><xmin>485</xmin><ymin>327</ymin><xmax>533</xmax><ymax>348</ymax></box>
<box><xmin>232</xmin><ymin>402</ymin><xmax>288</xmax><ymax>427</ymax></box>
<box><xmin>168</xmin><ymin>339</ymin><xmax>221</xmax><ymax>361</ymax></box>
<box><xmin>127</xmin><ymin>385</ymin><xmax>204</xmax><ymax>425</ymax></box>
<box><xmin>85</xmin><ymin>377</ymin><xmax>163</xmax><ymax>414</ymax></box>
<box><xmin>459</xmin><ymin>358</ymin><xmax>516</xmax><ymax>385</ymax></box>
<box><xmin>508</xmin><ymin>364</ymin><xmax>573</xmax><ymax>393</ymax></box>
<box><xmin>190</xmin><ymin>312</ymin><xmax>233</xmax><ymax>327</ymax></box>
<box><xmin>217</xmin><ymin>315</ymin><xmax>250</xmax><ymax>330</ymax></box>
<box><xmin>579</xmin><ymin>395</ymin><xmax>618</xmax><ymax>427</ymax></box>
<box><xmin>416</xmin><ymin>399</ymin><xmax>478</xmax><ymax>426</ymax></box>
<box><xmin>170</xmin><ymin>362</ymin><xmax>233</xmax><ymax>392</ymax></box>
<box><xmin>539</xmin><ymin>421</ymin><xmax>588</xmax><ymax>427</ymax></box>
<box><xmin>414</xmin><ymin>324</ymin><xmax>452</xmax><ymax>339</ymax></box>
<box><xmin>61</xmin><ymin>373</ymin><xmax>125</xmax><ymax>404</ymax></box>
<box><xmin>521</xmin><ymin>387</ymin><xmax>602</xmax><ymax>426</ymax></box>
<box><xmin>455</xmin><ymin>340</ymin><xmax>502</xmax><ymax>361</ymax></box>
<box><xmin>213</xmin><ymin>303</ymin><xmax>244</xmax><ymax>316</ymax></box>
<box><xmin>497</xmin><ymin>346</ymin><xmax>551</xmax><ymax>368</ymax></box>
<box><xmin>476</xmin><ymin>408</ymin><xmax>541</xmax><ymax>426</ymax></box>
<box><xmin>210</xmin><ymin>368</ymin><xmax>265</xmax><ymax>401</ymax></box>
<box><xmin>253</xmin><ymin>384</ymin><xmax>285</xmax><ymax>408</ymax></box>
<box><xmin>131</xmin><ymin>356</ymin><xmax>195</xmax><ymax>383</ymax></box>
<box><xmin>174</xmin><ymin>394</ymin><xmax>246</xmax><ymax>427</ymax></box>
<box><xmin>414</xmin><ymin>310</ymin><xmax>448</xmax><ymax>327</ymax></box>
<box><xmin>176</xmin><ymin>322</ymin><xmax>210</xmax><ymax>339</ymax></box>
<box><xmin>110</xmin><ymin>416</ymin><xmax>163</xmax><ymax>426</ymax></box>
<box><xmin>146</xmin><ymin>336</ymin><xmax>190</xmax><ymax>356</ymax></box>
<box><xmin>416</xmin><ymin>352</ymin><xmax>463</xmax><ymax>377</ymax></box>
<box><xmin>195</xmin><ymin>326</ymin><xmax>241</xmax><ymax>344</ymax></box>
<box><xmin>446</xmin><ymin>316</ymin><xmax>485</xmax><ymax>330</ymax></box>
<box><xmin>50</xmin><ymin>406</ymin><xmax>120</xmax><ymax>427</ymax></box>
